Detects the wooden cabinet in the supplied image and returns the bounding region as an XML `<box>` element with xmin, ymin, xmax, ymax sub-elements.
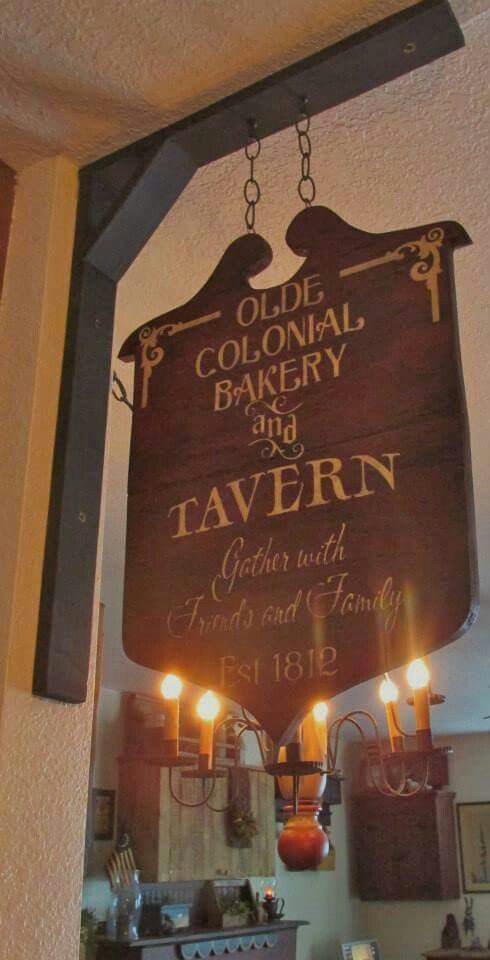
<box><xmin>117</xmin><ymin>757</ymin><xmax>275</xmax><ymax>882</ymax></box>
<box><xmin>351</xmin><ymin>791</ymin><xmax>460</xmax><ymax>901</ymax></box>
<box><xmin>96</xmin><ymin>921</ymin><xmax>306</xmax><ymax>959</ymax></box>
<box><xmin>117</xmin><ymin>694</ymin><xmax>276</xmax><ymax>882</ymax></box>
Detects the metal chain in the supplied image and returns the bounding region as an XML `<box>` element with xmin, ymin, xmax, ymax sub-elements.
<box><xmin>244</xmin><ymin>120</ymin><xmax>261</xmax><ymax>232</ymax></box>
<box><xmin>295</xmin><ymin>100</ymin><xmax>316</xmax><ymax>206</ymax></box>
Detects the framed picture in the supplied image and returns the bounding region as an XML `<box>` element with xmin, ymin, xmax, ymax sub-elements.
<box><xmin>457</xmin><ymin>803</ymin><xmax>490</xmax><ymax>893</ymax></box>
<box><xmin>92</xmin><ymin>788</ymin><xmax>115</xmax><ymax>842</ymax></box>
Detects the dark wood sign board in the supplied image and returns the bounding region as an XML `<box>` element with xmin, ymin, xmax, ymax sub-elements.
<box><xmin>119</xmin><ymin>206</ymin><xmax>477</xmax><ymax>744</ymax></box>
<box><xmin>32</xmin><ymin>0</ymin><xmax>468</xmax><ymax>705</ymax></box>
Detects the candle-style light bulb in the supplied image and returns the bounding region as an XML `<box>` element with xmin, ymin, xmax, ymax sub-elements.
<box><xmin>197</xmin><ymin>690</ymin><xmax>220</xmax><ymax>773</ymax></box>
<box><xmin>160</xmin><ymin>673</ymin><xmax>183</xmax><ymax>759</ymax></box>
<box><xmin>379</xmin><ymin>675</ymin><xmax>403</xmax><ymax>753</ymax></box>
<box><xmin>407</xmin><ymin>658</ymin><xmax>430</xmax><ymax>690</ymax></box>
<box><xmin>303</xmin><ymin>701</ymin><xmax>329</xmax><ymax>768</ymax></box>
<box><xmin>196</xmin><ymin>690</ymin><xmax>220</xmax><ymax>721</ymax></box>
<box><xmin>312</xmin><ymin>701</ymin><xmax>329</xmax><ymax>723</ymax></box>
<box><xmin>407</xmin><ymin>658</ymin><xmax>432</xmax><ymax>750</ymax></box>
<box><xmin>379</xmin><ymin>677</ymin><xmax>399</xmax><ymax>705</ymax></box>
<box><xmin>161</xmin><ymin>673</ymin><xmax>183</xmax><ymax>700</ymax></box>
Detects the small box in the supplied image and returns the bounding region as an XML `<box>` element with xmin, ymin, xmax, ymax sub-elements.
<box><xmin>160</xmin><ymin>903</ymin><xmax>190</xmax><ymax>933</ymax></box>
<box><xmin>201</xmin><ymin>879</ymin><xmax>258</xmax><ymax>929</ymax></box>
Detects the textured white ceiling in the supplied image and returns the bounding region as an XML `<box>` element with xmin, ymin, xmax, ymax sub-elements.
<box><xmin>0</xmin><ymin>0</ymin><xmax>488</xmax><ymax>170</ymax></box>
<box><xmin>99</xmin><ymin>5</ymin><xmax>490</xmax><ymax>737</ymax></box>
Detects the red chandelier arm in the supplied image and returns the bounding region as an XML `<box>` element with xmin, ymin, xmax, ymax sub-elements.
<box><xmin>391</xmin><ymin>714</ymin><xmax>418</xmax><ymax>739</ymax></box>
<box><xmin>168</xmin><ymin>764</ymin><xmax>217</xmax><ymax>808</ymax></box>
<box><xmin>240</xmin><ymin>706</ymin><xmax>270</xmax><ymax>767</ymax></box>
<box><xmin>203</xmin><ymin>712</ymin><xmax>269</xmax><ymax>813</ymax></box>
<box><xmin>206</xmin><ymin>723</ymin><xmax>247</xmax><ymax>813</ymax></box>
<box><xmin>326</xmin><ymin>709</ymin><xmax>432</xmax><ymax>798</ymax></box>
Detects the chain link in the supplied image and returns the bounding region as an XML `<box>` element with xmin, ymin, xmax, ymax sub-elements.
<box><xmin>244</xmin><ymin>121</ymin><xmax>261</xmax><ymax>232</ymax></box>
<box><xmin>295</xmin><ymin>103</ymin><xmax>316</xmax><ymax>206</ymax></box>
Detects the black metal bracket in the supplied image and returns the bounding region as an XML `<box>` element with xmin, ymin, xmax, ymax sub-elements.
<box><xmin>33</xmin><ymin>0</ymin><xmax>465</xmax><ymax>702</ymax></box>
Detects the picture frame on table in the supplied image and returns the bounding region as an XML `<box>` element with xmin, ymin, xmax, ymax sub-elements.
<box><xmin>92</xmin><ymin>788</ymin><xmax>116</xmax><ymax>842</ymax></box>
<box><xmin>457</xmin><ymin>802</ymin><xmax>490</xmax><ymax>893</ymax></box>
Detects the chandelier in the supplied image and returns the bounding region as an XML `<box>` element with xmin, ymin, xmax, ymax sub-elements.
<box><xmin>157</xmin><ymin>657</ymin><xmax>448</xmax><ymax>870</ymax></box>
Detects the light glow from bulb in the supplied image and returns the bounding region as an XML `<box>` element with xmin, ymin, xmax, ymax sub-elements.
<box><xmin>407</xmin><ymin>658</ymin><xmax>430</xmax><ymax>690</ymax></box>
<box><xmin>379</xmin><ymin>676</ymin><xmax>399</xmax><ymax>704</ymax></box>
<box><xmin>161</xmin><ymin>674</ymin><xmax>183</xmax><ymax>700</ymax></box>
<box><xmin>197</xmin><ymin>690</ymin><xmax>220</xmax><ymax>721</ymax></box>
<box><xmin>312</xmin><ymin>701</ymin><xmax>329</xmax><ymax>722</ymax></box>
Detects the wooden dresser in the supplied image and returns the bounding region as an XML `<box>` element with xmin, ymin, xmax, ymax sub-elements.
<box><xmin>424</xmin><ymin>952</ymin><xmax>490</xmax><ymax>959</ymax></box>
<box><xmin>96</xmin><ymin>920</ymin><xmax>306</xmax><ymax>959</ymax></box>
<box><xmin>352</xmin><ymin>791</ymin><xmax>460</xmax><ymax>900</ymax></box>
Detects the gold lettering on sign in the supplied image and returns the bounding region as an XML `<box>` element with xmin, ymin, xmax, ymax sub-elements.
<box><xmin>235</xmin><ymin>274</ymin><xmax>325</xmax><ymax>327</ymax></box>
<box><xmin>306</xmin><ymin>458</ymin><xmax>351</xmax><ymax>506</ymax></box>
<box><xmin>246</xmin><ymin>396</ymin><xmax>304</xmax><ymax>462</ymax></box>
<box><xmin>168</xmin><ymin>453</ymin><xmax>400</xmax><ymax>539</ymax></box>
<box><xmin>352</xmin><ymin>453</ymin><xmax>399</xmax><ymax>498</ymax></box>
<box><xmin>340</xmin><ymin>228</ymin><xmax>444</xmax><ymax>324</ymax></box>
<box><xmin>166</xmin><ymin>594</ymin><xmax>204</xmax><ymax>638</ymax></box>
<box><xmin>267</xmin><ymin>464</ymin><xmax>304</xmax><ymax>516</ymax></box>
<box><xmin>139</xmin><ymin>325</ymin><xmax>165</xmax><ymax>410</ymax></box>
<box><xmin>212</xmin><ymin>345</ymin><xmax>350</xmax><ymax>411</ymax></box>
<box><xmin>296</xmin><ymin>524</ymin><xmax>346</xmax><ymax>568</ymax></box>
<box><xmin>207</xmin><ymin>302</ymin><xmax>360</xmax><ymax>419</ymax></box>
<box><xmin>271</xmin><ymin>645</ymin><xmax>338</xmax><ymax>681</ymax></box>
<box><xmin>226</xmin><ymin>472</ymin><xmax>265</xmax><ymax>524</ymax></box>
<box><xmin>140</xmin><ymin>311</ymin><xmax>222</xmax><ymax>407</ymax></box>
<box><xmin>167</xmin><ymin>595</ymin><xmax>256</xmax><ymax>639</ymax></box>
<box><xmin>167</xmin><ymin>496</ymin><xmax>199</xmax><ymax>539</ymax></box>
<box><xmin>306</xmin><ymin>573</ymin><xmax>403</xmax><ymax>632</ymax></box>
<box><xmin>218</xmin><ymin>645</ymin><xmax>339</xmax><ymax>688</ymax></box>
<box><xmin>196</xmin><ymin>487</ymin><xmax>233</xmax><ymax>535</ymax></box>
<box><xmin>211</xmin><ymin>534</ymin><xmax>290</xmax><ymax>602</ymax></box>
<box><xmin>262</xmin><ymin>589</ymin><xmax>303</xmax><ymax>627</ymax></box>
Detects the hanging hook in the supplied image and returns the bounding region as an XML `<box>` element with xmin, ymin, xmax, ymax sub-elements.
<box><xmin>112</xmin><ymin>370</ymin><xmax>134</xmax><ymax>412</ymax></box>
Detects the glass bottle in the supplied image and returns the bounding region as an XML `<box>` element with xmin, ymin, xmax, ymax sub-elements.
<box><xmin>106</xmin><ymin>880</ymin><xmax>121</xmax><ymax>939</ymax></box>
<box><xmin>117</xmin><ymin>870</ymin><xmax>143</xmax><ymax>941</ymax></box>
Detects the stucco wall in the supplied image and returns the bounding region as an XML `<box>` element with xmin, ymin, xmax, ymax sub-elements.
<box><xmin>0</xmin><ymin>157</ymin><xmax>98</xmax><ymax>960</ymax></box>
<box><xmin>0</xmin><ymin>7</ymin><xmax>488</xmax><ymax>960</ymax></box>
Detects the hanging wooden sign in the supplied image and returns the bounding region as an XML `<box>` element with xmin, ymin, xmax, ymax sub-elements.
<box><xmin>119</xmin><ymin>206</ymin><xmax>477</xmax><ymax>744</ymax></box>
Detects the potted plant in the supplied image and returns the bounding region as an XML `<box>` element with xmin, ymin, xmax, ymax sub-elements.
<box><xmin>227</xmin><ymin>800</ymin><xmax>258</xmax><ymax>848</ymax></box>
<box><xmin>217</xmin><ymin>894</ymin><xmax>251</xmax><ymax>929</ymax></box>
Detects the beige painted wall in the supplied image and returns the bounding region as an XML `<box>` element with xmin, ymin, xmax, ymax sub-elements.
<box><xmin>0</xmin><ymin>156</ymin><xmax>99</xmax><ymax>960</ymax></box>
<box><xmin>83</xmin><ymin>688</ymin><xmax>123</xmax><ymax>919</ymax></box>
<box><xmin>276</xmin><ymin>754</ymin><xmax>361</xmax><ymax>960</ymax></box>
<box><xmin>361</xmin><ymin>733</ymin><xmax>490</xmax><ymax>960</ymax></box>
